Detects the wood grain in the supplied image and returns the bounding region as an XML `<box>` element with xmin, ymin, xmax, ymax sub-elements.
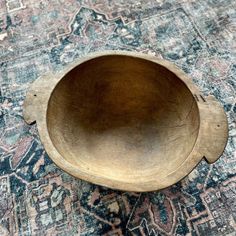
<box><xmin>23</xmin><ymin>51</ymin><xmax>228</xmax><ymax>192</ymax></box>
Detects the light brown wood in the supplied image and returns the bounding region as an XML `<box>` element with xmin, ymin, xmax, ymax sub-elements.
<box><xmin>23</xmin><ymin>51</ymin><xmax>228</xmax><ymax>192</ymax></box>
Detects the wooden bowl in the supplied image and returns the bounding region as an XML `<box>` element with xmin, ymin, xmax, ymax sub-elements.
<box><xmin>24</xmin><ymin>51</ymin><xmax>228</xmax><ymax>192</ymax></box>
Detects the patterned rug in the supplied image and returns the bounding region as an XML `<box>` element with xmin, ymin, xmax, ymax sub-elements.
<box><xmin>0</xmin><ymin>0</ymin><xmax>235</xmax><ymax>235</ymax></box>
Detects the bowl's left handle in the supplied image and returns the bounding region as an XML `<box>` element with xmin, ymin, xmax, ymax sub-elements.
<box><xmin>23</xmin><ymin>73</ymin><xmax>54</xmax><ymax>125</ymax></box>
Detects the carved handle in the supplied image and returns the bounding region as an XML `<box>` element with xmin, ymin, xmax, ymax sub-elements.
<box><xmin>23</xmin><ymin>73</ymin><xmax>58</xmax><ymax>124</ymax></box>
<box><xmin>198</xmin><ymin>95</ymin><xmax>228</xmax><ymax>163</ymax></box>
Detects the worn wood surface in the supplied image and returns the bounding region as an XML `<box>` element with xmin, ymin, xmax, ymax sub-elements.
<box><xmin>23</xmin><ymin>51</ymin><xmax>228</xmax><ymax>192</ymax></box>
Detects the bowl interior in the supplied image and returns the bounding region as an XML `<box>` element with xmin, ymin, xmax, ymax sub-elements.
<box><xmin>47</xmin><ymin>55</ymin><xmax>199</xmax><ymax>182</ymax></box>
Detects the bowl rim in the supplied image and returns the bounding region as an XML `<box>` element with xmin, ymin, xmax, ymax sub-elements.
<box><xmin>24</xmin><ymin>51</ymin><xmax>227</xmax><ymax>192</ymax></box>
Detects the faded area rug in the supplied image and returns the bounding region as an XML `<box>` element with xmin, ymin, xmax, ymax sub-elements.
<box><xmin>0</xmin><ymin>0</ymin><xmax>236</xmax><ymax>235</ymax></box>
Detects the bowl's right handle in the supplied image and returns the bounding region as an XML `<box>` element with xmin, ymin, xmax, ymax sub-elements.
<box><xmin>197</xmin><ymin>94</ymin><xmax>228</xmax><ymax>163</ymax></box>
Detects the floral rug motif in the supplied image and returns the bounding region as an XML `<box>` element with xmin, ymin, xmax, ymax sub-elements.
<box><xmin>0</xmin><ymin>0</ymin><xmax>235</xmax><ymax>235</ymax></box>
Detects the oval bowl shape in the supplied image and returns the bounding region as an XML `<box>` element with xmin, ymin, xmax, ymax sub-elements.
<box><xmin>24</xmin><ymin>51</ymin><xmax>228</xmax><ymax>192</ymax></box>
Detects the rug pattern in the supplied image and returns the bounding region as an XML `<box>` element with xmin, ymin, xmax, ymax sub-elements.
<box><xmin>0</xmin><ymin>0</ymin><xmax>235</xmax><ymax>235</ymax></box>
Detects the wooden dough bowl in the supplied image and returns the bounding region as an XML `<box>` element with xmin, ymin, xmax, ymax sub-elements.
<box><xmin>24</xmin><ymin>51</ymin><xmax>228</xmax><ymax>192</ymax></box>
